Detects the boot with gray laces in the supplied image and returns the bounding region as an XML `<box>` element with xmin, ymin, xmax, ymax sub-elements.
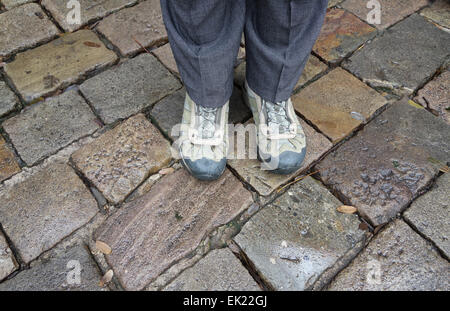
<box><xmin>243</xmin><ymin>81</ymin><xmax>306</xmax><ymax>174</ymax></box>
<box><xmin>177</xmin><ymin>93</ymin><xmax>229</xmax><ymax>181</ymax></box>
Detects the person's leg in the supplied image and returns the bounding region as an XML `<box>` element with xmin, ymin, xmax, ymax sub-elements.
<box><xmin>243</xmin><ymin>0</ymin><xmax>327</xmax><ymax>174</ymax></box>
<box><xmin>160</xmin><ymin>0</ymin><xmax>245</xmax><ymax>108</ymax></box>
<box><xmin>245</xmin><ymin>0</ymin><xmax>328</xmax><ymax>103</ymax></box>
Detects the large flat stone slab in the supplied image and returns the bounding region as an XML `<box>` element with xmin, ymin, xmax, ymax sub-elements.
<box><xmin>4</xmin><ymin>30</ymin><xmax>118</xmax><ymax>103</ymax></box>
<box><xmin>0</xmin><ymin>3</ymin><xmax>59</xmax><ymax>57</ymax></box>
<box><xmin>317</xmin><ymin>100</ymin><xmax>450</xmax><ymax>226</ymax></box>
<box><xmin>0</xmin><ymin>81</ymin><xmax>18</xmax><ymax>117</ymax></box>
<box><xmin>342</xmin><ymin>0</ymin><xmax>429</xmax><ymax>29</ymax></box>
<box><xmin>0</xmin><ymin>163</ymin><xmax>98</xmax><ymax>263</ymax></box>
<box><xmin>71</xmin><ymin>114</ymin><xmax>172</xmax><ymax>204</ymax></box>
<box><xmin>292</xmin><ymin>68</ymin><xmax>387</xmax><ymax>142</ymax></box>
<box><xmin>96</xmin><ymin>0</ymin><xmax>167</xmax><ymax>56</ymax></box>
<box><xmin>343</xmin><ymin>14</ymin><xmax>450</xmax><ymax>95</ymax></box>
<box><xmin>228</xmin><ymin>118</ymin><xmax>332</xmax><ymax>197</ymax></box>
<box><xmin>0</xmin><ymin>244</ymin><xmax>104</xmax><ymax>291</ymax></box>
<box><xmin>42</xmin><ymin>0</ymin><xmax>138</xmax><ymax>32</ymax></box>
<box><xmin>328</xmin><ymin>220</ymin><xmax>449</xmax><ymax>290</ymax></box>
<box><xmin>80</xmin><ymin>53</ymin><xmax>180</xmax><ymax>124</ymax></box>
<box><xmin>420</xmin><ymin>0</ymin><xmax>450</xmax><ymax>29</ymax></box>
<box><xmin>164</xmin><ymin>248</ymin><xmax>260</xmax><ymax>291</ymax></box>
<box><xmin>234</xmin><ymin>177</ymin><xmax>366</xmax><ymax>291</ymax></box>
<box><xmin>95</xmin><ymin>168</ymin><xmax>253</xmax><ymax>290</ymax></box>
<box><xmin>414</xmin><ymin>70</ymin><xmax>449</xmax><ymax>125</ymax></box>
<box><xmin>404</xmin><ymin>172</ymin><xmax>450</xmax><ymax>258</ymax></box>
<box><xmin>0</xmin><ymin>232</ymin><xmax>18</xmax><ymax>282</ymax></box>
<box><xmin>313</xmin><ymin>8</ymin><xmax>377</xmax><ymax>63</ymax></box>
<box><xmin>0</xmin><ymin>136</ymin><xmax>20</xmax><ymax>182</ymax></box>
<box><xmin>3</xmin><ymin>90</ymin><xmax>100</xmax><ymax>166</ymax></box>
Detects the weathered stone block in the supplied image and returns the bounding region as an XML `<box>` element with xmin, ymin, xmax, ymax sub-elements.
<box><xmin>80</xmin><ymin>53</ymin><xmax>181</xmax><ymax>124</ymax></box>
<box><xmin>0</xmin><ymin>3</ymin><xmax>59</xmax><ymax>57</ymax></box>
<box><xmin>97</xmin><ymin>0</ymin><xmax>167</xmax><ymax>56</ymax></box>
<box><xmin>0</xmin><ymin>163</ymin><xmax>98</xmax><ymax>263</ymax></box>
<box><xmin>3</xmin><ymin>90</ymin><xmax>100</xmax><ymax>165</ymax></box>
<box><xmin>164</xmin><ymin>248</ymin><xmax>260</xmax><ymax>291</ymax></box>
<box><xmin>71</xmin><ymin>114</ymin><xmax>172</xmax><ymax>204</ymax></box>
<box><xmin>234</xmin><ymin>177</ymin><xmax>366</xmax><ymax>290</ymax></box>
<box><xmin>292</xmin><ymin>68</ymin><xmax>387</xmax><ymax>142</ymax></box>
<box><xmin>313</xmin><ymin>8</ymin><xmax>377</xmax><ymax>63</ymax></box>
<box><xmin>95</xmin><ymin>168</ymin><xmax>253</xmax><ymax>290</ymax></box>
<box><xmin>4</xmin><ymin>30</ymin><xmax>118</xmax><ymax>102</ymax></box>
<box><xmin>317</xmin><ymin>100</ymin><xmax>450</xmax><ymax>226</ymax></box>
<box><xmin>328</xmin><ymin>220</ymin><xmax>449</xmax><ymax>290</ymax></box>
<box><xmin>343</xmin><ymin>14</ymin><xmax>450</xmax><ymax>95</ymax></box>
<box><xmin>404</xmin><ymin>172</ymin><xmax>450</xmax><ymax>258</ymax></box>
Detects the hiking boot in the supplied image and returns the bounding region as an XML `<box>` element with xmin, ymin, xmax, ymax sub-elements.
<box><xmin>177</xmin><ymin>93</ymin><xmax>228</xmax><ymax>180</ymax></box>
<box><xmin>243</xmin><ymin>81</ymin><xmax>306</xmax><ymax>174</ymax></box>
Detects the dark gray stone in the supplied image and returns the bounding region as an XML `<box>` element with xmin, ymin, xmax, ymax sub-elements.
<box><xmin>164</xmin><ymin>248</ymin><xmax>260</xmax><ymax>291</ymax></box>
<box><xmin>3</xmin><ymin>90</ymin><xmax>100</xmax><ymax>165</ymax></box>
<box><xmin>317</xmin><ymin>100</ymin><xmax>450</xmax><ymax>226</ymax></box>
<box><xmin>80</xmin><ymin>53</ymin><xmax>181</xmax><ymax>124</ymax></box>
<box><xmin>0</xmin><ymin>81</ymin><xmax>17</xmax><ymax>117</ymax></box>
<box><xmin>234</xmin><ymin>177</ymin><xmax>367</xmax><ymax>290</ymax></box>
<box><xmin>0</xmin><ymin>163</ymin><xmax>99</xmax><ymax>263</ymax></box>
<box><xmin>404</xmin><ymin>172</ymin><xmax>450</xmax><ymax>258</ymax></box>
<box><xmin>328</xmin><ymin>220</ymin><xmax>449</xmax><ymax>291</ymax></box>
<box><xmin>0</xmin><ymin>244</ymin><xmax>105</xmax><ymax>291</ymax></box>
<box><xmin>343</xmin><ymin>14</ymin><xmax>450</xmax><ymax>94</ymax></box>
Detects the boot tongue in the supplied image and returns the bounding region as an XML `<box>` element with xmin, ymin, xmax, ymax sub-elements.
<box><xmin>265</xmin><ymin>101</ymin><xmax>291</xmax><ymax>135</ymax></box>
<box><xmin>197</xmin><ymin>106</ymin><xmax>218</xmax><ymax>139</ymax></box>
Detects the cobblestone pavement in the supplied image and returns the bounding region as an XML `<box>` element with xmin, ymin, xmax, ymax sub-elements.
<box><xmin>0</xmin><ymin>0</ymin><xmax>448</xmax><ymax>291</ymax></box>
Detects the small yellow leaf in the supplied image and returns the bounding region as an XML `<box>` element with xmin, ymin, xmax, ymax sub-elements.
<box><xmin>96</xmin><ymin>240</ymin><xmax>112</xmax><ymax>255</ymax></box>
<box><xmin>99</xmin><ymin>269</ymin><xmax>114</xmax><ymax>287</ymax></box>
<box><xmin>337</xmin><ymin>205</ymin><xmax>357</xmax><ymax>214</ymax></box>
<box><xmin>408</xmin><ymin>100</ymin><xmax>424</xmax><ymax>109</ymax></box>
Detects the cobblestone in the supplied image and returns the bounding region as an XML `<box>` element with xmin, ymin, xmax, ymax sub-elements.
<box><xmin>164</xmin><ymin>248</ymin><xmax>260</xmax><ymax>291</ymax></box>
<box><xmin>0</xmin><ymin>163</ymin><xmax>98</xmax><ymax>263</ymax></box>
<box><xmin>95</xmin><ymin>168</ymin><xmax>253</xmax><ymax>290</ymax></box>
<box><xmin>3</xmin><ymin>90</ymin><xmax>100</xmax><ymax>165</ymax></box>
<box><xmin>343</xmin><ymin>14</ymin><xmax>450</xmax><ymax>95</ymax></box>
<box><xmin>4</xmin><ymin>30</ymin><xmax>118</xmax><ymax>103</ymax></box>
<box><xmin>0</xmin><ymin>3</ymin><xmax>59</xmax><ymax>57</ymax></box>
<box><xmin>328</xmin><ymin>220</ymin><xmax>449</xmax><ymax>290</ymax></box>
<box><xmin>71</xmin><ymin>114</ymin><xmax>172</xmax><ymax>204</ymax></box>
<box><xmin>234</xmin><ymin>177</ymin><xmax>367</xmax><ymax>290</ymax></box>
<box><xmin>79</xmin><ymin>53</ymin><xmax>181</xmax><ymax>124</ymax></box>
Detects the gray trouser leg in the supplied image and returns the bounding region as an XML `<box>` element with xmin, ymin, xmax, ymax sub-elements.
<box><xmin>160</xmin><ymin>0</ymin><xmax>245</xmax><ymax>108</ymax></box>
<box><xmin>245</xmin><ymin>0</ymin><xmax>328</xmax><ymax>103</ymax></box>
<box><xmin>160</xmin><ymin>0</ymin><xmax>327</xmax><ymax>108</ymax></box>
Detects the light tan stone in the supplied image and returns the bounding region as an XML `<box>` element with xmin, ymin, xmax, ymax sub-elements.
<box><xmin>294</xmin><ymin>55</ymin><xmax>328</xmax><ymax>91</ymax></box>
<box><xmin>4</xmin><ymin>30</ymin><xmax>118</xmax><ymax>103</ymax></box>
<box><xmin>292</xmin><ymin>68</ymin><xmax>387</xmax><ymax>142</ymax></box>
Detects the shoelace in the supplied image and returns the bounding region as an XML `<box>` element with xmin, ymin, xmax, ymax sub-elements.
<box><xmin>197</xmin><ymin>106</ymin><xmax>218</xmax><ymax>139</ymax></box>
<box><xmin>263</xmin><ymin>100</ymin><xmax>292</xmax><ymax>135</ymax></box>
